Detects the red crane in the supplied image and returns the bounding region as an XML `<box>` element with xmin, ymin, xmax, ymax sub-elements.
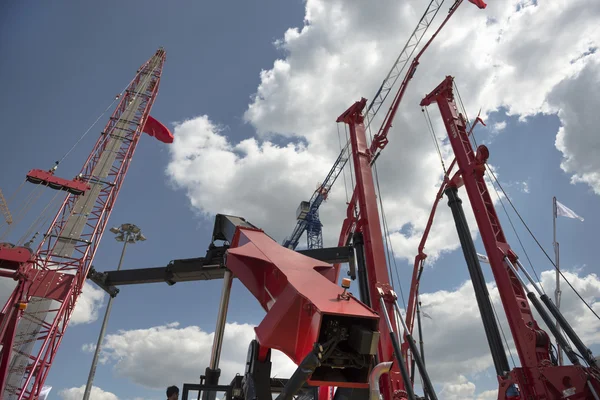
<box><xmin>420</xmin><ymin>75</ymin><xmax>600</xmax><ymax>399</ymax></box>
<box><xmin>334</xmin><ymin>1</ymin><xmax>487</xmax><ymax>399</ymax></box>
<box><xmin>0</xmin><ymin>48</ymin><xmax>171</xmax><ymax>399</ymax></box>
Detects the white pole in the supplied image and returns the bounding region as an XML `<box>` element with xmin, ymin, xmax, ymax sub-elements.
<box><xmin>553</xmin><ymin>196</ymin><xmax>563</xmax><ymax>366</ymax></box>
<box><xmin>82</xmin><ymin>236</ymin><xmax>129</xmax><ymax>400</ymax></box>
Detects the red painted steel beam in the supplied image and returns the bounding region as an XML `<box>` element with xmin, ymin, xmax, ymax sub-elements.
<box><xmin>25</xmin><ymin>169</ymin><xmax>90</xmax><ymax>195</ymax></box>
<box><xmin>336</xmin><ymin>99</ymin><xmax>405</xmax><ymax>399</ymax></box>
<box><xmin>421</xmin><ymin>75</ymin><xmax>600</xmax><ymax>398</ymax></box>
<box><xmin>225</xmin><ymin>225</ymin><xmax>379</xmax><ymax>388</ymax></box>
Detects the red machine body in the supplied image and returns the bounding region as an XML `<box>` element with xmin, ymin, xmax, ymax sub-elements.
<box><xmin>420</xmin><ymin>75</ymin><xmax>600</xmax><ymax>399</ymax></box>
<box><xmin>25</xmin><ymin>169</ymin><xmax>90</xmax><ymax>196</ymax></box>
<box><xmin>226</xmin><ymin>225</ymin><xmax>379</xmax><ymax>389</ymax></box>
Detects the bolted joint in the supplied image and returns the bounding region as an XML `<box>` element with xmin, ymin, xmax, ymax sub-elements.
<box><xmin>376</xmin><ymin>284</ymin><xmax>397</xmax><ymax>302</ymax></box>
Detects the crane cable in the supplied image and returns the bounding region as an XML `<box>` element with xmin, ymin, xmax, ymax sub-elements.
<box><xmin>5</xmin><ymin>62</ymin><xmax>162</xmax><ymax>380</ymax></box>
<box><xmin>486</xmin><ymin>166</ymin><xmax>600</xmax><ymax>322</ymax></box>
<box><xmin>422</xmin><ymin>107</ymin><xmax>447</xmax><ymax>176</ymax></box>
<box><xmin>365</xmin><ymin>120</ymin><xmax>408</xmax><ymax>310</ymax></box>
<box><xmin>16</xmin><ymin>190</ymin><xmax>64</xmax><ymax>247</ymax></box>
<box><xmin>421</xmin><ymin>105</ymin><xmax>521</xmax><ymax>369</ymax></box>
<box><xmin>55</xmin><ymin>67</ymin><xmax>146</xmax><ymax>167</ymax></box>
<box><xmin>0</xmin><ymin>185</ymin><xmax>45</xmax><ymax>242</ymax></box>
<box><xmin>453</xmin><ymin>82</ymin><xmax>546</xmax><ymax>290</ymax></box>
<box><xmin>337</xmin><ymin>123</ymin><xmax>350</xmax><ymax>204</ymax></box>
<box><xmin>453</xmin><ymin>81</ymin><xmax>600</xmax><ymax>322</ymax></box>
<box><xmin>0</xmin><ymin>60</ymin><xmax>147</xmax><ymax>241</ymax></box>
<box><xmin>44</xmin><ymin>64</ymin><xmax>158</xmax><ymax>257</ymax></box>
<box><xmin>421</xmin><ymin>100</ymin><xmax>595</xmax><ymax>369</ymax></box>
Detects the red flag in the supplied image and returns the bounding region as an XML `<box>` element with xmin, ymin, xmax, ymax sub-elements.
<box><xmin>468</xmin><ymin>0</ymin><xmax>487</xmax><ymax>9</ymax></box>
<box><xmin>142</xmin><ymin>115</ymin><xmax>174</xmax><ymax>144</ymax></box>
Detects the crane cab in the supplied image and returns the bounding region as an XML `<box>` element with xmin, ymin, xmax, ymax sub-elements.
<box><xmin>296</xmin><ymin>201</ymin><xmax>310</xmax><ymax>220</ymax></box>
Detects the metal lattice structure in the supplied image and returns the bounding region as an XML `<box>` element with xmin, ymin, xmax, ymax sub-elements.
<box><xmin>0</xmin><ymin>48</ymin><xmax>166</xmax><ymax>400</ymax></box>
<box><xmin>282</xmin><ymin>0</ymin><xmax>446</xmax><ymax>251</ymax></box>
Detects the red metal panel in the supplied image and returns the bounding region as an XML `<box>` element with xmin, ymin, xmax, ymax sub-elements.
<box><xmin>28</xmin><ymin>271</ymin><xmax>74</xmax><ymax>302</ymax></box>
<box><xmin>0</xmin><ymin>246</ymin><xmax>33</xmax><ymax>268</ymax></box>
<box><xmin>25</xmin><ymin>169</ymin><xmax>90</xmax><ymax>195</ymax></box>
<box><xmin>226</xmin><ymin>227</ymin><xmax>378</xmax><ymax>388</ymax></box>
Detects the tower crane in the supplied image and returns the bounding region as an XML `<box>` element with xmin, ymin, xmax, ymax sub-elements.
<box><xmin>420</xmin><ymin>75</ymin><xmax>600</xmax><ymax>398</ymax></box>
<box><xmin>0</xmin><ymin>48</ymin><xmax>172</xmax><ymax>399</ymax></box>
<box><xmin>282</xmin><ymin>0</ymin><xmax>451</xmax><ymax>251</ymax></box>
<box><xmin>283</xmin><ymin>0</ymin><xmax>487</xmax><ymax>251</ymax></box>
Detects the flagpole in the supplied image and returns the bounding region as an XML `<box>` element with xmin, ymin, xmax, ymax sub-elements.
<box><xmin>553</xmin><ymin>196</ymin><xmax>564</xmax><ymax>366</ymax></box>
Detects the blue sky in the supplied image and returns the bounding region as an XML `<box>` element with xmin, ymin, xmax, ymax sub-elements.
<box><xmin>1</xmin><ymin>1</ymin><xmax>599</xmax><ymax>399</ymax></box>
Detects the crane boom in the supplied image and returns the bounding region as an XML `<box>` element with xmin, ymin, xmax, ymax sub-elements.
<box><xmin>282</xmin><ymin>0</ymin><xmax>449</xmax><ymax>251</ymax></box>
<box><xmin>0</xmin><ymin>48</ymin><xmax>168</xmax><ymax>400</ymax></box>
<box><xmin>421</xmin><ymin>75</ymin><xmax>600</xmax><ymax>399</ymax></box>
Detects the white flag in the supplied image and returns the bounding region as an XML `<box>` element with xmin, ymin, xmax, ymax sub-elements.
<box><xmin>477</xmin><ymin>253</ymin><xmax>490</xmax><ymax>264</ymax></box>
<box><xmin>39</xmin><ymin>386</ymin><xmax>52</xmax><ymax>400</ymax></box>
<box><xmin>556</xmin><ymin>200</ymin><xmax>584</xmax><ymax>222</ymax></box>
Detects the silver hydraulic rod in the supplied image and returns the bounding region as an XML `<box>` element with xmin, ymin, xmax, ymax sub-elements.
<box><xmin>392</xmin><ymin>300</ymin><xmax>437</xmax><ymax>400</ymax></box>
<box><xmin>504</xmin><ymin>257</ymin><xmax>581</xmax><ymax>365</ymax></box>
<box><xmin>514</xmin><ymin>259</ymin><xmax>598</xmax><ymax>369</ymax></box>
<box><xmin>209</xmin><ymin>269</ymin><xmax>233</xmax><ymax>370</ymax></box>
<box><xmin>378</xmin><ymin>297</ymin><xmax>416</xmax><ymax>400</ymax></box>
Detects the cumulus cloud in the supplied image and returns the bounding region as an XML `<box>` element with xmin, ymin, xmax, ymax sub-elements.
<box><xmin>71</xmin><ymin>283</ymin><xmax>107</xmax><ymax>325</ymax></box>
<box><xmin>59</xmin><ymin>385</ymin><xmax>118</xmax><ymax>400</ymax></box>
<box><xmin>84</xmin><ymin>269</ymin><xmax>599</xmax><ymax>398</ymax></box>
<box><xmin>413</xmin><ymin>268</ymin><xmax>600</xmax><ymax>390</ymax></box>
<box><xmin>0</xmin><ymin>279</ymin><xmax>105</xmax><ymax>326</ymax></box>
<box><xmin>439</xmin><ymin>375</ymin><xmax>477</xmax><ymax>399</ymax></box>
<box><xmin>492</xmin><ymin>121</ymin><xmax>507</xmax><ymax>133</ymax></box>
<box><xmin>166</xmin><ymin>0</ymin><xmax>600</xmax><ymax>263</ymax></box>
<box><xmin>84</xmin><ymin>322</ymin><xmax>297</xmax><ymax>390</ymax></box>
<box><xmin>163</xmin><ymin>0</ymin><xmax>600</xmax><ymax>396</ymax></box>
<box><xmin>166</xmin><ymin>116</ymin><xmax>331</xmax><ymax>242</ymax></box>
<box><xmin>551</xmin><ymin>58</ymin><xmax>600</xmax><ymax>194</ymax></box>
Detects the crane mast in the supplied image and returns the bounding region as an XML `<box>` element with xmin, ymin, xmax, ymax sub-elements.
<box><xmin>0</xmin><ymin>48</ymin><xmax>167</xmax><ymax>399</ymax></box>
<box><xmin>336</xmin><ymin>100</ymin><xmax>404</xmax><ymax>400</ymax></box>
<box><xmin>420</xmin><ymin>75</ymin><xmax>600</xmax><ymax>399</ymax></box>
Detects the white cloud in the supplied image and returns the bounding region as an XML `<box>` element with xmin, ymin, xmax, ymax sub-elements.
<box><xmin>83</xmin><ymin>269</ymin><xmax>599</xmax><ymax>398</ymax></box>
<box><xmin>59</xmin><ymin>385</ymin><xmax>118</xmax><ymax>400</ymax></box>
<box><xmin>477</xmin><ymin>389</ymin><xmax>499</xmax><ymax>400</ymax></box>
<box><xmin>0</xmin><ymin>278</ymin><xmax>105</xmax><ymax>327</ymax></box>
<box><xmin>70</xmin><ymin>283</ymin><xmax>107</xmax><ymax>325</ymax></box>
<box><xmin>414</xmin><ymin>268</ymin><xmax>600</xmax><ymax>390</ymax></box>
<box><xmin>163</xmin><ymin>0</ymin><xmax>600</xmax><ymax>397</ymax></box>
<box><xmin>85</xmin><ymin>322</ymin><xmax>297</xmax><ymax>390</ymax></box>
<box><xmin>551</xmin><ymin>58</ymin><xmax>600</xmax><ymax>194</ymax></box>
<box><xmin>166</xmin><ymin>0</ymin><xmax>600</xmax><ymax>263</ymax></box>
<box><xmin>492</xmin><ymin>121</ymin><xmax>507</xmax><ymax>133</ymax></box>
<box><xmin>0</xmin><ymin>278</ymin><xmax>17</xmax><ymax>308</ymax></box>
<box><xmin>166</xmin><ymin>116</ymin><xmax>331</xmax><ymax>242</ymax></box>
<box><xmin>439</xmin><ymin>375</ymin><xmax>476</xmax><ymax>399</ymax></box>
